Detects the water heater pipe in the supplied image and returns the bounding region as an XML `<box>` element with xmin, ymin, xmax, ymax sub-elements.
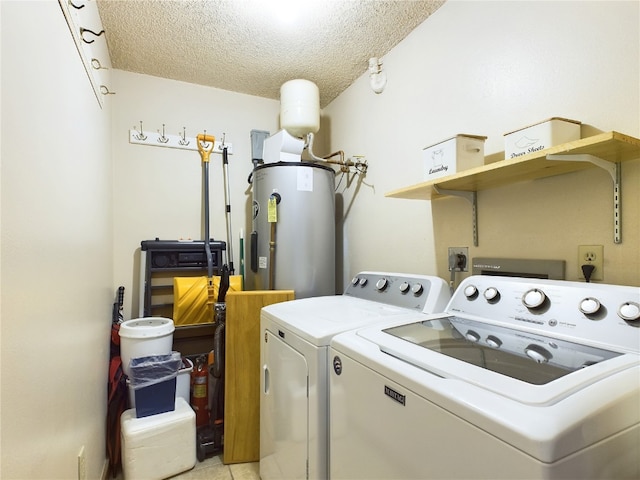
<box><xmin>305</xmin><ymin>133</ymin><xmax>368</xmax><ymax>174</ymax></box>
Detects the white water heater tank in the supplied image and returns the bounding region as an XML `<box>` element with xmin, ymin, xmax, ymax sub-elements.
<box><xmin>280</xmin><ymin>79</ymin><xmax>320</xmax><ymax>138</ymax></box>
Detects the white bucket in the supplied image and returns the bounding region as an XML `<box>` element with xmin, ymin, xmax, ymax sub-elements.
<box><xmin>119</xmin><ymin>317</ymin><xmax>175</xmax><ymax>377</ymax></box>
<box><xmin>280</xmin><ymin>79</ymin><xmax>320</xmax><ymax>138</ymax></box>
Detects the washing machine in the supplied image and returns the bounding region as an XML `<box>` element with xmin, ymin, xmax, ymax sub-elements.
<box><xmin>259</xmin><ymin>271</ymin><xmax>450</xmax><ymax>480</ymax></box>
<box><xmin>329</xmin><ymin>275</ymin><xmax>640</xmax><ymax>479</ymax></box>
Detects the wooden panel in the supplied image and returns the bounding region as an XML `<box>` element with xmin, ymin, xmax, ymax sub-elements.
<box><xmin>386</xmin><ymin>131</ymin><xmax>640</xmax><ymax>200</ymax></box>
<box><xmin>223</xmin><ymin>290</ymin><xmax>295</xmax><ymax>464</ymax></box>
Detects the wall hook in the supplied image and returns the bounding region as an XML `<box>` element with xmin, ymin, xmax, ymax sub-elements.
<box><xmin>178</xmin><ymin>127</ymin><xmax>190</xmax><ymax>146</ymax></box>
<box><xmin>68</xmin><ymin>0</ymin><xmax>85</xmax><ymax>9</ymax></box>
<box><xmin>80</xmin><ymin>27</ymin><xmax>105</xmax><ymax>44</ymax></box>
<box><xmin>200</xmin><ymin>130</ymin><xmax>211</xmax><ymax>149</ymax></box>
<box><xmin>157</xmin><ymin>124</ymin><xmax>169</xmax><ymax>144</ymax></box>
<box><xmin>220</xmin><ymin>132</ymin><xmax>226</xmax><ymax>147</ymax></box>
<box><xmin>91</xmin><ymin>58</ymin><xmax>108</xmax><ymax>70</ymax></box>
<box><xmin>99</xmin><ymin>85</ymin><xmax>115</xmax><ymax>96</ymax></box>
<box><xmin>134</xmin><ymin>121</ymin><xmax>147</xmax><ymax>141</ymax></box>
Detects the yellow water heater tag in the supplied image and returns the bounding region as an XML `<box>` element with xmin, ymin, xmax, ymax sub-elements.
<box><xmin>268</xmin><ymin>197</ymin><xmax>277</xmax><ymax>223</ymax></box>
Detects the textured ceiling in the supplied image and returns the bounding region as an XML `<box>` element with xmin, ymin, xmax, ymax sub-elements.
<box><xmin>97</xmin><ymin>0</ymin><xmax>445</xmax><ymax>107</ymax></box>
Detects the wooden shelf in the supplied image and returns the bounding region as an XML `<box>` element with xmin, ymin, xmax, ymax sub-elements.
<box><xmin>386</xmin><ymin>131</ymin><xmax>640</xmax><ymax>200</ymax></box>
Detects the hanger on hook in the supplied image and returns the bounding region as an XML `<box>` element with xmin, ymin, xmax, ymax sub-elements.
<box><xmin>80</xmin><ymin>27</ymin><xmax>105</xmax><ymax>44</ymax></box>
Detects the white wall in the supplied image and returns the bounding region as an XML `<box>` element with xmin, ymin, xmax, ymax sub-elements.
<box><xmin>1</xmin><ymin>2</ymin><xmax>113</xmax><ymax>479</ymax></box>
<box><xmin>325</xmin><ymin>0</ymin><xmax>640</xmax><ymax>289</ymax></box>
<box><xmin>111</xmin><ymin>70</ymin><xmax>280</xmax><ymax>319</ymax></box>
<box><xmin>1</xmin><ymin>1</ymin><xmax>639</xmax><ymax>479</ymax></box>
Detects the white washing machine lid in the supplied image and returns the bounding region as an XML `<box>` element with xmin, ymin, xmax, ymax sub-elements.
<box><xmin>261</xmin><ymin>295</ymin><xmax>428</xmax><ymax>346</ymax></box>
<box><xmin>354</xmin><ymin>314</ymin><xmax>640</xmax><ymax>407</ymax></box>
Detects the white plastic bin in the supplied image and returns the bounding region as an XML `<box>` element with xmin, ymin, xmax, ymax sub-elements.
<box><xmin>118</xmin><ymin>317</ymin><xmax>174</xmax><ymax>377</ymax></box>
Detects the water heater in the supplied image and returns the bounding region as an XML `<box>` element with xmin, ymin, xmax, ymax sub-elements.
<box><xmin>248</xmin><ymin>162</ymin><xmax>335</xmax><ymax>298</ymax></box>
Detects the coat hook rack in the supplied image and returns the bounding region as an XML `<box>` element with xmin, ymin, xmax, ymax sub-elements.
<box><xmin>128</xmin><ymin>123</ymin><xmax>233</xmax><ymax>154</ymax></box>
<box><xmin>58</xmin><ymin>0</ymin><xmax>112</xmax><ymax>108</ymax></box>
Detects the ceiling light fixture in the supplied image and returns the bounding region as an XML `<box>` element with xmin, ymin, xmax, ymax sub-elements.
<box><xmin>368</xmin><ymin>57</ymin><xmax>387</xmax><ymax>94</ymax></box>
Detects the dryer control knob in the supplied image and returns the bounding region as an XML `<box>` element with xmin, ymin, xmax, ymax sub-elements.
<box><xmin>375</xmin><ymin>278</ymin><xmax>388</xmax><ymax>291</ymax></box>
<box><xmin>525</xmin><ymin>344</ymin><xmax>552</xmax><ymax>364</ymax></box>
<box><xmin>358</xmin><ymin>277</ymin><xmax>368</xmax><ymax>287</ymax></box>
<box><xmin>464</xmin><ymin>285</ymin><xmax>478</xmax><ymax>298</ymax></box>
<box><xmin>618</xmin><ymin>302</ymin><xmax>640</xmax><ymax>322</ymax></box>
<box><xmin>351</xmin><ymin>277</ymin><xmax>359</xmax><ymax>286</ymax></box>
<box><xmin>411</xmin><ymin>283</ymin><xmax>424</xmax><ymax>295</ymax></box>
<box><xmin>486</xmin><ymin>335</ymin><xmax>502</xmax><ymax>348</ymax></box>
<box><xmin>399</xmin><ymin>282</ymin><xmax>410</xmax><ymax>293</ymax></box>
<box><xmin>579</xmin><ymin>297</ymin><xmax>601</xmax><ymax>315</ymax></box>
<box><xmin>523</xmin><ymin>288</ymin><xmax>547</xmax><ymax>309</ymax></box>
<box><xmin>484</xmin><ymin>287</ymin><xmax>500</xmax><ymax>302</ymax></box>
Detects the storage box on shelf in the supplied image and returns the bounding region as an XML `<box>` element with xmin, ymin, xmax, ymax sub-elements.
<box><xmin>422</xmin><ymin>134</ymin><xmax>487</xmax><ymax>180</ymax></box>
<box><xmin>504</xmin><ymin>117</ymin><xmax>581</xmax><ymax>160</ymax></box>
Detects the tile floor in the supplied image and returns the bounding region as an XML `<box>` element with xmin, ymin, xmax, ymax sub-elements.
<box><xmin>115</xmin><ymin>455</ymin><xmax>259</xmax><ymax>480</ymax></box>
<box><xmin>167</xmin><ymin>455</ymin><xmax>260</xmax><ymax>480</ymax></box>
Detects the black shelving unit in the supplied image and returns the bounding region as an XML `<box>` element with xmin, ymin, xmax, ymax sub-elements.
<box><xmin>140</xmin><ymin>239</ymin><xmax>226</xmax><ymax>318</ymax></box>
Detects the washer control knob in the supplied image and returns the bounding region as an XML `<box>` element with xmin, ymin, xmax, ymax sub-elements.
<box><xmin>375</xmin><ymin>278</ymin><xmax>388</xmax><ymax>291</ymax></box>
<box><xmin>351</xmin><ymin>277</ymin><xmax>359</xmax><ymax>286</ymax></box>
<box><xmin>525</xmin><ymin>344</ymin><xmax>552</xmax><ymax>364</ymax></box>
<box><xmin>486</xmin><ymin>335</ymin><xmax>502</xmax><ymax>348</ymax></box>
<box><xmin>399</xmin><ymin>282</ymin><xmax>410</xmax><ymax>293</ymax></box>
<box><xmin>484</xmin><ymin>287</ymin><xmax>500</xmax><ymax>302</ymax></box>
<box><xmin>579</xmin><ymin>297</ymin><xmax>601</xmax><ymax>315</ymax></box>
<box><xmin>523</xmin><ymin>288</ymin><xmax>547</xmax><ymax>309</ymax></box>
<box><xmin>465</xmin><ymin>330</ymin><xmax>481</xmax><ymax>343</ymax></box>
<box><xmin>464</xmin><ymin>285</ymin><xmax>478</xmax><ymax>298</ymax></box>
<box><xmin>411</xmin><ymin>283</ymin><xmax>424</xmax><ymax>295</ymax></box>
<box><xmin>618</xmin><ymin>302</ymin><xmax>640</xmax><ymax>322</ymax></box>
<box><xmin>358</xmin><ymin>277</ymin><xmax>368</xmax><ymax>287</ymax></box>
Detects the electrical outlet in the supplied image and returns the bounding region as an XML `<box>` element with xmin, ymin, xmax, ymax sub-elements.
<box><xmin>448</xmin><ymin>247</ymin><xmax>469</xmax><ymax>272</ymax></box>
<box><xmin>78</xmin><ymin>446</ymin><xmax>87</xmax><ymax>480</ymax></box>
<box><xmin>578</xmin><ymin>245</ymin><xmax>604</xmax><ymax>281</ymax></box>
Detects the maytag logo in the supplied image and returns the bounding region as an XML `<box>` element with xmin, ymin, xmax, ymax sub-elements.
<box><xmin>384</xmin><ymin>385</ymin><xmax>406</xmax><ymax>406</ymax></box>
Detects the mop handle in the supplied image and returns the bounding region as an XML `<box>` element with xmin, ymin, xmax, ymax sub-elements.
<box><xmin>222</xmin><ymin>146</ymin><xmax>235</xmax><ymax>274</ymax></box>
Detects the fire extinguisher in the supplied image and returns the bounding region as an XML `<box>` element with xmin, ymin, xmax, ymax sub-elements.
<box><xmin>191</xmin><ymin>355</ymin><xmax>209</xmax><ymax>428</ymax></box>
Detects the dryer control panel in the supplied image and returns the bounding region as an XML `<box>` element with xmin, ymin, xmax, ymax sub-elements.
<box><xmin>345</xmin><ymin>271</ymin><xmax>450</xmax><ymax>314</ymax></box>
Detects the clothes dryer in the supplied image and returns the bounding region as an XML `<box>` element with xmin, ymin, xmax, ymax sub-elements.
<box><xmin>259</xmin><ymin>272</ymin><xmax>450</xmax><ymax>480</ymax></box>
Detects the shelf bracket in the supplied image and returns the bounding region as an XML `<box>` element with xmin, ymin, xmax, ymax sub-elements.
<box><xmin>547</xmin><ymin>154</ymin><xmax>621</xmax><ymax>244</ymax></box>
<box><xmin>434</xmin><ymin>187</ymin><xmax>478</xmax><ymax>246</ymax></box>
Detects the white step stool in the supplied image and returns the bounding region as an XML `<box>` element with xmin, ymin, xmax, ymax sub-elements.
<box><xmin>121</xmin><ymin>397</ymin><xmax>196</xmax><ymax>479</ymax></box>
